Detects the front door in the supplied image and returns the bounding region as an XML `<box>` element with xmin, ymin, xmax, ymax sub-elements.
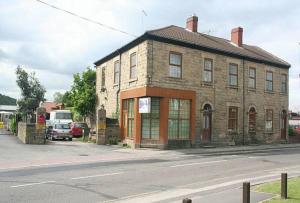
<box><xmin>202</xmin><ymin>104</ymin><xmax>212</xmax><ymax>143</ymax></box>
<box><xmin>281</xmin><ymin>110</ymin><xmax>287</xmax><ymax>140</ymax></box>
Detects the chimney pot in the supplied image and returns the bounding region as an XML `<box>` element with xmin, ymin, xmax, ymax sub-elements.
<box><xmin>186</xmin><ymin>15</ymin><xmax>198</xmax><ymax>32</ymax></box>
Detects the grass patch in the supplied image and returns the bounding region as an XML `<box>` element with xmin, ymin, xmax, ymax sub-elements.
<box><xmin>255</xmin><ymin>177</ymin><xmax>300</xmax><ymax>202</ymax></box>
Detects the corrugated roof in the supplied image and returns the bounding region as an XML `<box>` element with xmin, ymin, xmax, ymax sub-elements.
<box><xmin>95</xmin><ymin>25</ymin><xmax>290</xmax><ymax>68</ymax></box>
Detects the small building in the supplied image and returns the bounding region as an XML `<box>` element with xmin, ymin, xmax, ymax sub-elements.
<box><xmin>0</xmin><ymin>105</ymin><xmax>18</xmax><ymax>128</ymax></box>
<box><xmin>94</xmin><ymin>16</ymin><xmax>290</xmax><ymax>149</ymax></box>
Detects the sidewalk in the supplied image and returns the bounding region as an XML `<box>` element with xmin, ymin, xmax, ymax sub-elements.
<box><xmin>175</xmin><ymin>143</ymin><xmax>300</xmax><ymax>155</ymax></box>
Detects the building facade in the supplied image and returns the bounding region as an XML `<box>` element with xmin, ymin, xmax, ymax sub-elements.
<box><xmin>95</xmin><ymin>16</ymin><xmax>290</xmax><ymax>149</ymax></box>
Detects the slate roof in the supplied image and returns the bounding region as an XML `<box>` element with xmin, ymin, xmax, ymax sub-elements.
<box><xmin>95</xmin><ymin>25</ymin><xmax>290</xmax><ymax>68</ymax></box>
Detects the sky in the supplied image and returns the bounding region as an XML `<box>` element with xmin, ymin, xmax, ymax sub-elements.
<box><xmin>0</xmin><ymin>0</ymin><xmax>299</xmax><ymax>110</ymax></box>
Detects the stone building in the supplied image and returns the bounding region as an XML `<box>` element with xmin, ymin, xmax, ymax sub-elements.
<box><xmin>95</xmin><ymin>16</ymin><xmax>290</xmax><ymax>149</ymax></box>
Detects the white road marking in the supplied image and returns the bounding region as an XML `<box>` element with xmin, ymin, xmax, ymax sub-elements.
<box><xmin>10</xmin><ymin>181</ymin><xmax>56</xmax><ymax>188</ymax></box>
<box><xmin>169</xmin><ymin>160</ymin><xmax>227</xmax><ymax>168</ymax></box>
<box><xmin>71</xmin><ymin>172</ymin><xmax>124</xmax><ymax>180</ymax></box>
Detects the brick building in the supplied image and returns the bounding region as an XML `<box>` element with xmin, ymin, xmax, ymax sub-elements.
<box><xmin>95</xmin><ymin>16</ymin><xmax>290</xmax><ymax>149</ymax></box>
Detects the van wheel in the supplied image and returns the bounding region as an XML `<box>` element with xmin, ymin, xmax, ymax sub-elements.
<box><xmin>69</xmin><ymin>138</ymin><xmax>72</xmax><ymax>141</ymax></box>
<box><xmin>51</xmin><ymin>135</ymin><xmax>55</xmax><ymax>141</ymax></box>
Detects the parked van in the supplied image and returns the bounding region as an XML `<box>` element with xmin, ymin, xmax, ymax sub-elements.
<box><xmin>49</xmin><ymin>110</ymin><xmax>73</xmax><ymax>126</ymax></box>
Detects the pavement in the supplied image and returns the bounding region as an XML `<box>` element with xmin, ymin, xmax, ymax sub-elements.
<box><xmin>1</xmin><ymin>128</ymin><xmax>300</xmax><ymax>203</ymax></box>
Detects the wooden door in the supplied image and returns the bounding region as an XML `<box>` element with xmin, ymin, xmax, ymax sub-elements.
<box><xmin>281</xmin><ymin>110</ymin><xmax>287</xmax><ymax>140</ymax></box>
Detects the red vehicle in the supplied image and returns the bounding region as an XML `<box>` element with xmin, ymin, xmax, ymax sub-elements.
<box><xmin>70</xmin><ymin>122</ymin><xmax>88</xmax><ymax>138</ymax></box>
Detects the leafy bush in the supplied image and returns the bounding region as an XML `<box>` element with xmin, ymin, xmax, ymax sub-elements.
<box><xmin>9</xmin><ymin>116</ymin><xmax>17</xmax><ymax>134</ymax></box>
<box><xmin>289</xmin><ymin>126</ymin><xmax>296</xmax><ymax>136</ymax></box>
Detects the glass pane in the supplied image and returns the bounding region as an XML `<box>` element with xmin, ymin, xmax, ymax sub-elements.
<box><xmin>168</xmin><ymin>119</ymin><xmax>178</xmax><ymax>139</ymax></box>
<box><xmin>169</xmin><ymin>65</ymin><xmax>181</xmax><ymax>78</ymax></box>
<box><xmin>248</xmin><ymin>78</ymin><xmax>255</xmax><ymax>88</ymax></box>
<box><xmin>169</xmin><ymin>99</ymin><xmax>179</xmax><ymax>118</ymax></box>
<box><xmin>170</xmin><ymin>53</ymin><xmax>181</xmax><ymax>65</ymax></box>
<box><xmin>130</xmin><ymin>53</ymin><xmax>136</xmax><ymax>66</ymax></box>
<box><xmin>266</xmin><ymin>72</ymin><xmax>273</xmax><ymax>80</ymax></box>
<box><xmin>230</xmin><ymin>75</ymin><xmax>237</xmax><ymax>86</ymax></box>
<box><xmin>266</xmin><ymin>81</ymin><xmax>273</xmax><ymax>91</ymax></box>
<box><xmin>204</xmin><ymin>59</ymin><xmax>212</xmax><ymax>70</ymax></box>
<box><xmin>203</xmin><ymin>71</ymin><xmax>212</xmax><ymax>82</ymax></box>
<box><xmin>249</xmin><ymin>68</ymin><xmax>255</xmax><ymax>77</ymax></box>
<box><xmin>179</xmin><ymin>120</ymin><xmax>190</xmax><ymax>139</ymax></box>
<box><xmin>179</xmin><ymin>100</ymin><xmax>190</xmax><ymax>119</ymax></box>
<box><xmin>151</xmin><ymin>119</ymin><xmax>159</xmax><ymax>139</ymax></box>
<box><xmin>130</xmin><ymin>66</ymin><xmax>136</xmax><ymax>79</ymax></box>
<box><xmin>266</xmin><ymin>121</ymin><xmax>272</xmax><ymax>130</ymax></box>
<box><xmin>229</xmin><ymin>64</ymin><xmax>237</xmax><ymax>74</ymax></box>
<box><xmin>142</xmin><ymin>118</ymin><xmax>150</xmax><ymax>138</ymax></box>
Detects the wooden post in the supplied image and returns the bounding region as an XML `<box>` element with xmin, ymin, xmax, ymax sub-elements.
<box><xmin>182</xmin><ymin>198</ymin><xmax>192</xmax><ymax>203</ymax></box>
<box><xmin>243</xmin><ymin>182</ymin><xmax>250</xmax><ymax>203</ymax></box>
<box><xmin>281</xmin><ymin>173</ymin><xmax>287</xmax><ymax>199</ymax></box>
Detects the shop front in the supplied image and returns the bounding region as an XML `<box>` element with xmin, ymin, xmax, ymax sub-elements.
<box><xmin>120</xmin><ymin>87</ymin><xmax>195</xmax><ymax>149</ymax></box>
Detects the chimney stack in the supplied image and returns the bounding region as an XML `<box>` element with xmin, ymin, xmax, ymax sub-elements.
<box><xmin>186</xmin><ymin>15</ymin><xmax>198</xmax><ymax>32</ymax></box>
<box><xmin>231</xmin><ymin>27</ymin><xmax>243</xmax><ymax>47</ymax></box>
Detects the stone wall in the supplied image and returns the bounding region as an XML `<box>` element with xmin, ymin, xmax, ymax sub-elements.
<box><xmin>96</xmin><ymin>125</ymin><xmax>120</xmax><ymax>145</ymax></box>
<box><xmin>149</xmin><ymin>40</ymin><xmax>289</xmax><ymax>145</ymax></box>
<box><xmin>96</xmin><ymin>40</ymin><xmax>148</xmax><ymax>118</ymax></box>
<box><xmin>17</xmin><ymin>122</ymin><xmax>46</xmax><ymax>144</ymax></box>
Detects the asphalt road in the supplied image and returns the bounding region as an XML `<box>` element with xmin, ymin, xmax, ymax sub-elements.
<box><xmin>1</xmin><ymin>131</ymin><xmax>300</xmax><ymax>203</ymax></box>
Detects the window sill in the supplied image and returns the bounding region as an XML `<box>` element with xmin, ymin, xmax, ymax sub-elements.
<box><xmin>247</xmin><ymin>88</ymin><xmax>256</xmax><ymax>92</ymax></box>
<box><xmin>201</xmin><ymin>82</ymin><xmax>214</xmax><ymax>88</ymax></box>
<box><xmin>227</xmin><ymin>85</ymin><xmax>238</xmax><ymax>90</ymax></box>
<box><xmin>264</xmin><ymin>90</ymin><xmax>275</xmax><ymax>94</ymax></box>
<box><xmin>166</xmin><ymin>76</ymin><xmax>183</xmax><ymax>80</ymax></box>
<box><xmin>264</xmin><ymin>131</ymin><xmax>273</xmax><ymax>134</ymax></box>
<box><xmin>280</xmin><ymin>92</ymin><xmax>287</xmax><ymax>96</ymax></box>
<box><xmin>129</xmin><ymin>78</ymin><xmax>138</xmax><ymax>83</ymax></box>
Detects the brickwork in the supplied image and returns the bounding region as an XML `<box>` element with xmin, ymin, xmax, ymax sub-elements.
<box><xmin>17</xmin><ymin>122</ymin><xmax>46</xmax><ymax>144</ymax></box>
<box><xmin>96</xmin><ymin>39</ymin><xmax>289</xmax><ymax>147</ymax></box>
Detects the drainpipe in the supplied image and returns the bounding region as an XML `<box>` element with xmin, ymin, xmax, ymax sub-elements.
<box><xmin>242</xmin><ymin>58</ymin><xmax>246</xmax><ymax>145</ymax></box>
<box><xmin>116</xmin><ymin>49</ymin><xmax>121</xmax><ymax>119</ymax></box>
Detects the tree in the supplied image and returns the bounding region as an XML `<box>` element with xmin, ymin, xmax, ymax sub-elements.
<box><xmin>16</xmin><ymin>66</ymin><xmax>46</xmax><ymax>118</ymax></box>
<box><xmin>62</xmin><ymin>91</ymin><xmax>73</xmax><ymax>107</ymax></box>
<box><xmin>53</xmin><ymin>92</ymin><xmax>64</xmax><ymax>103</ymax></box>
<box><xmin>70</xmin><ymin>67</ymin><xmax>96</xmax><ymax>120</ymax></box>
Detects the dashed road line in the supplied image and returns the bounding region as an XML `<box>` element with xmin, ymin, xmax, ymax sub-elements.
<box><xmin>169</xmin><ymin>160</ymin><xmax>227</xmax><ymax>168</ymax></box>
<box><xmin>10</xmin><ymin>181</ymin><xmax>56</xmax><ymax>188</ymax></box>
<box><xmin>71</xmin><ymin>172</ymin><xmax>124</xmax><ymax>180</ymax></box>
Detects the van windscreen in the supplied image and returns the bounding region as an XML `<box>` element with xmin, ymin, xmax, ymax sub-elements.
<box><xmin>55</xmin><ymin>113</ymin><xmax>72</xmax><ymax>119</ymax></box>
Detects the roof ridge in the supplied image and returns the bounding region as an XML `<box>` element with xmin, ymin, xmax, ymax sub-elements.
<box><xmin>146</xmin><ymin>25</ymin><xmax>176</xmax><ymax>34</ymax></box>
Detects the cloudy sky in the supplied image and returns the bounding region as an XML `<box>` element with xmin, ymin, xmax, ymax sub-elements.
<box><xmin>0</xmin><ymin>0</ymin><xmax>299</xmax><ymax>110</ymax></box>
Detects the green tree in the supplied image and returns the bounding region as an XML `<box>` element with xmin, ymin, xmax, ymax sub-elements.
<box><xmin>62</xmin><ymin>91</ymin><xmax>73</xmax><ymax>107</ymax></box>
<box><xmin>16</xmin><ymin>66</ymin><xmax>46</xmax><ymax>118</ymax></box>
<box><xmin>53</xmin><ymin>92</ymin><xmax>64</xmax><ymax>103</ymax></box>
<box><xmin>70</xmin><ymin>67</ymin><xmax>96</xmax><ymax>120</ymax></box>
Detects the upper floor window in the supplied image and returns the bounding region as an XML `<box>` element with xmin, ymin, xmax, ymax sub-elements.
<box><xmin>114</xmin><ymin>60</ymin><xmax>120</xmax><ymax>84</ymax></box>
<box><xmin>130</xmin><ymin>52</ymin><xmax>137</xmax><ymax>79</ymax></box>
<box><xmin>248</xmin><ymin>67</ymin><xmax>256</xmax><ymax>89</ymax></box>
<box><xmin>169</xmin><ymin>52</ymin><xmax>182</xmax><ymax>78</ymax></box>
<box><xmin>229</xmin><ymin>63</ymin><xmax>238</xmax><ymax>86</ymax></box>
<box><xmin>203</xmin><ymin>58</ymin><xmax>213</xmax><ymax>83</ymax></box>
<box><xmin>265</xmin><ymin>109</ymin><xmax>273</xmax><ymax>131</ymax></box>
<box><xmin>281</xmin><ymin>74</ymin><xmax>287</xmax><ymax>93</ymax></box>
<box><xmin>265</xmin><ymin>71</ymin><xmax>273</xmax><ymax>91</ymax></box>
<box><xmin>101</xmin><ymin>67</ymin><xmax>105</xmax><ymax>88</ymax></box>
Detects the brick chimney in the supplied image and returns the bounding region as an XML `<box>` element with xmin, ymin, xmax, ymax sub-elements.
<box><xmin>186</xmin><ymin>15</ymin><xmax>198</xmax><ymax>32</ymax></box>
<box><xmin>231</xmin><ymin>27</ymin><xmax>243</xmax><ymax>47</ymax></box>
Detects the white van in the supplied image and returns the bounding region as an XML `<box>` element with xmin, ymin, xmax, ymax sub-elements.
<box><xmin>49</xmin><ymin>110</ymin><xmax>73</xmax><ymax>126</ymax></box>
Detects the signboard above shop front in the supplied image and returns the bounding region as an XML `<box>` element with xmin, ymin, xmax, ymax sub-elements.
<box><xmin>139</xmin><ymin>97</ymin><xmax>151</xmax><ymax>113</ymax></box>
